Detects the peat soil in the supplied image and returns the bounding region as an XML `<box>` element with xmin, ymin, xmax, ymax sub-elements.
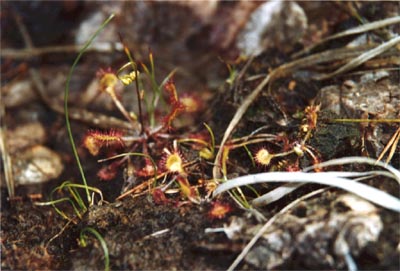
<box><xmin>2</xmin><ymin>184</ymin><xmax>400</xmax><ymax>270</ymax></box>
<box><xmin>2</xmin><ymin>1</ymin><xmax>400</xmax><ymax>270</ymax></box>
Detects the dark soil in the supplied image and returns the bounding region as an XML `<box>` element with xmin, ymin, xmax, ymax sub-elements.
<box><xmin>2</xmin><ymin>187</ymin><xmax>399</xmax><ymax>270</ymax></box>
<box><xmin>2</xmin><ymin>1</ymin><xmax>399</xmax><ymax>270</ymax></box>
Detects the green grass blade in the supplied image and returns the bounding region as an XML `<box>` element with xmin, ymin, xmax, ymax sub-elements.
<box><xmin>64</xmin><ymin>14</ymin><xmax>115</xmax><ymax>204</ymax></box>
<box><xmin>80</xmin><ymin>227</ymin><xmax>110</xmax><ymax>271</ymax></box>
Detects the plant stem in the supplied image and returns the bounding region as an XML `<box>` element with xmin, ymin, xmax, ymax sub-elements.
<box><xmin>64</xmin><ymin>14</ymin><xmax>115</xmax><ymax>204</ymax></box>
<box><xmin>80</xmin><ymin>227</ymin><xmax>110</xmax><ymax>271</ymax></box>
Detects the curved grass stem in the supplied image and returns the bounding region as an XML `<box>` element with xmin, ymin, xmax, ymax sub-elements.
<box><xmin>79</xmin><ymin>227</ymin><xmax>110</xmax><ymax>271</ymax></box>
<box><xmin>64</xmin><ymin>14</ymin><xmax>115</xmax><ymax>204</ymax></box>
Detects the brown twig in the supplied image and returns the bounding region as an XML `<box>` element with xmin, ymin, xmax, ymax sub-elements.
<box><xmin>11</xmin><ymin>10</ymin><xmax>138</xmax><ymax>131</ymax></box>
